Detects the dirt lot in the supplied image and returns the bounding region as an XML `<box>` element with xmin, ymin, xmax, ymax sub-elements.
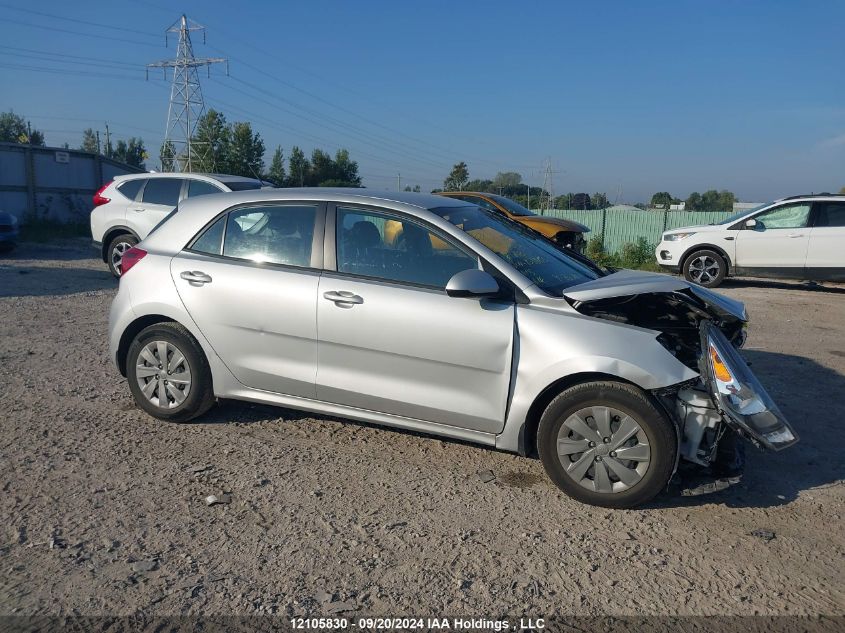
<box><xmin>1</xmin><ymin>238</ymin><xmax>843</xmax><ymax>620</ymax></box>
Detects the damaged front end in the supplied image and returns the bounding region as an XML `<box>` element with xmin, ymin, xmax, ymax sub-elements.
<box><xmin>563</xmin><ymin>270</ymin><xmax>798</xmax><ymax>486</ymax></box>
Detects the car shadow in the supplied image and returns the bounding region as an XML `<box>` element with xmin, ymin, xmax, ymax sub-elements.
<box><xmin>648</xmin><ymin>348</ymin><xmax>845</xmax><ymax>509</ymax></box>
<box><xmin>0</xmin><ymin>261</ymin><xmax>116</xmax><ymax>297</ymax></box>
<box><xmin>196</xmin><ymin>348</ymin><xmax>843</xmax><ymax>510</ymax></box>
<box><xmin>720</xmin><ymin>277</ymin><xmax>845</xmax><ymax>295</ymax></box>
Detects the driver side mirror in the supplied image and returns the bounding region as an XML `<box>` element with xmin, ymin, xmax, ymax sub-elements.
<box><xmin>744</xmin><ymin>218</ymin><xmax>757</xmax><ymax>229</ymax></box>
<box><xmin>445</xmin><ymin>269</ymin><xmax>500</xmax><ymax>298</ymax></box>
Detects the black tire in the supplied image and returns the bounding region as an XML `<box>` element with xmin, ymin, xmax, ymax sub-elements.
<box><xmin>126</xmin><ymin>322</ymin><xmax>215</xmax><ymax>423</ymax></box>
<box><xmin>537</xmin><ymin>380</ymin><xmax>677</xmax><ymax>508</ymax></box>
<box><xmin>107</xmin><ymin>233</ymin><xmax>138</xmax><ymax>278</ymax></box>
<box><xmin>682</xmin><ymin>249</ymin><xmax>727</xmax><ymax>288</ymax></box>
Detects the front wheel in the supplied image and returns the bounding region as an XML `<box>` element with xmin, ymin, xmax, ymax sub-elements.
<box><xmin>126</xmin><ymin>322</ymin><xmax>215</xmax><ymax>423</ymax></box>
<box><xmin>537</xmin><ymin>381</ymin><xmax>677</xmax><ymax>508</ymax></box>
<box><xmin>682</xmin><ymin>249</ymin><xmax>726</xmax><ymax>287</ymax></box>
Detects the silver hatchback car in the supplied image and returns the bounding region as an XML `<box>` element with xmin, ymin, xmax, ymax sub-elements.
<box><xmin>108</xmin><ymin>189</ymin><xmax>798</xmax><ymax>507</ymax></box>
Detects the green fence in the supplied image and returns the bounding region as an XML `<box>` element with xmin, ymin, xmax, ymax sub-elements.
<box><xmin>542</xmin><ymin>209</ymin><xmax>735</xmax><ymax>253</ymax></box>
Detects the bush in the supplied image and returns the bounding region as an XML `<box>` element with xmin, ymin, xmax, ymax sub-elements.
<box><xmin>618</xmin><ymin>236</ymin><xmax>655</xmax><ymax>269</ymax></box>
<box><xmin>585</xmin><ymin>234</ymin><xmax>660</xmax><ymax>271</ymax></box>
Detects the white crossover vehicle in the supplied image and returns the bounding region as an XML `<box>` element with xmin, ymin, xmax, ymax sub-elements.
<box><xmin>657</xmin><ymin>194</ymin><xmax>845</xmax><ymax>287</ymax></box>
<box><xmin>90</xmin><ymin>172</ymin><xmax>267</xmax><ymax>276</ymax></box>
<box><xmin>108</xmin><ymin>189</ymin><xmax>798</xmax><ymax>508</ymax></box>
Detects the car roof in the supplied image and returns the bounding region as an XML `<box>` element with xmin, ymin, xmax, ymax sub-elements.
<box><xmin>776</xmin><ymin>193</ymin><xmax>845</xmax><ymax>201</ymax></box>
<box><xmin>177</xmin><ymin>187</ymin><xmax>474</xmax><ymax>210</ymax></box>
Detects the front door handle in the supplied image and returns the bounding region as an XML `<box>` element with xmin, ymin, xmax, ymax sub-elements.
<box><xmin>786</xmin><ymin>232</ymin><xmax>805</xmax><ymax>238</ymax></box>
<box><xmin>323</xmin><ymin>290</ymin><xmax>363</xmax><ymax>305</ymax></box>
<box><xmin>132</xmin><ymin>207</ymin><xmax>145</xmax><ymax>212</ymax></box>
<box><xmin>180</xmin><ymin>270</ymin><xmax>212</xmax><ymax>285</ymax></box>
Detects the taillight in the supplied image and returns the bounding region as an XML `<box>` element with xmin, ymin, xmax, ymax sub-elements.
<box><xmin>119</xmin><ymin>246</ymin><xmax>147</xmax><ymax>275</ymax></box>
<box><xmin>93</xmin><ymin>182</ymin><xmax>112</xmax><ymax>206</ymax></box>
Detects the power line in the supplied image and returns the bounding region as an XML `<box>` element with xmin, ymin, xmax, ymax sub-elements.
<box><xmin>0</xmin><ymin>3</ymin><xmax>160</xmax><ymax>39</ymax></box>
<box><xmin>0</xmin><ymin>17</ymin><xmax>160</xmax><ymax>47</ymax></box>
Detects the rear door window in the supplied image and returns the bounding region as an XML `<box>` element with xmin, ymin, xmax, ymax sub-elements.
<box><xmin>117</xmin><ymin>179</ymin><xmax>145</xmax><ymax>201</ymax></box>
<box><xmin>142</xmin><ymin>178</ymin><xmax>184</xmax><ymax>206</ymax></box>
<box><xmin>222</xmin><ymin>205</ymin><xmax>318</xmax><ymax>267</ymax></box>
<box><xmin>814</xmin><ymin>202</ymin><xmax>845</xmax><ymax>227</ymax></box>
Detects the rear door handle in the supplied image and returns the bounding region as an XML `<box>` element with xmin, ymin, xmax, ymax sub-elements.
<box><xmin>786</xmin><ymin>233</ymin><xmax>805</xmax><ymax>238</ymax></box>
<box><xmin>323</xmin><ymin>290</ymin><xmax>363</xmax><ymax>305</ymax></box>
<box><xmin>132</xmin><ymin>207</ymin><xmax>145</xmax><ymax>213</ymax></box>
<box><xmin>180</xmin><ymin>270</ymin><xmax>212</xmax><ymax>285</ymax></box>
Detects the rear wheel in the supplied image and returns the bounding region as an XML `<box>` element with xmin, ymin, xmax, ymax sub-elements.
<box><xmin>107</xmin><ymin>233</ymin><xmax>138</xmax><ymax>277</ymax></box>
<box><xmin>682</xmin><ymin>249</ymin><xmax>727</xmax><ymax>287</ymax></box>
<box><xmin>126</xmin><ymin>322</ymin><xmax>215</xmax><ymax>423</ymax></box>
<box><xmin>537</xmin><ymin>381</ymin><xmax>677</xmax><ymax>508</ymax></box>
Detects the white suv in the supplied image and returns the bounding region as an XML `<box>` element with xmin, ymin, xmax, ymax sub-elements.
<box><xmin>91</xmin><ymin>172</ymin><xmax>268</xmax><ymax>276</ymax></box>
<box><xmin>656</xmin><ymin>194</ymin><xmax>845</xmax><ymax>287</ymax></box>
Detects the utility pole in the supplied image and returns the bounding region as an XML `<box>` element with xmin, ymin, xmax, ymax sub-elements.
<box><xmin>147</xmin><ymin>14</ymin><xmax>227</xmax><ymax>172</ymax></box>
<box><xmin>104</xmin><ymin>122</ymin><xmax>111</xmax><ymax>158</ymax></box>
<box><xmin>397</xmin><ymin>172</ymin><xmax>401</xmax><ymax>192</ymax></box>
<box><xmin>96</xmin><ymin>130</ymin><xmax>101</xmax><ymax>155</ymax></box>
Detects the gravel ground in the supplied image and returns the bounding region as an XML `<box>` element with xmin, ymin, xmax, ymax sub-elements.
<box><xmin>0</xmin><ymin>239</ymin><xmax>843</xmax><ymax>619</ymax></box>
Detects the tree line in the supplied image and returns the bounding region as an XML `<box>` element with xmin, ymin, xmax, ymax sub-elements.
<box><xmin>165</xmin><ymin>109</ymin><xmax>361</xmax><ymax>186</ymax></box>
<box><xmin>649</xmin><ymin>190</ymin><xmax>737</xmax><ymax>212</ymax></box>
<box><xmin>437</xmin><ymin>161</ymin><xmax>610</xmax><ymax>210</ymax></box>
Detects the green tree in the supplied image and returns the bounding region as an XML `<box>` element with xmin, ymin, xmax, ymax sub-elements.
<box><xmin>685</xmin><ymin>191</ymin><xmax>702</xmax><ymax>211</ymax></box>
<box><xmin>160</xmin><ymin>140</ymin><xmax>176</xmax><ymax>172</ymax></box>
<box><xmin>0</xmin><ymin>111</ymin><xmax>45</xmax><ymax>145</ymax></box>
<box><xmin>443</xmin><ymin>161</ymin><xmax>469</xmax><ymax>191</ymax></box>
<box><xmin>226</xmin><ymin>121</ymin><xmax>265</xmax><ymax>178</ymax></box>
<box><xmin>690</xmin><ymin>189</ymin><xmax>736</xmax><ymax>212</ymax></box>
<box><xmin>267</xmin><ymin>146</ymin><xmax>285</xmax><ymax>186</ymax></box>
<box><xmin>492</xmin><ymin>171</ymin><xmax>522</xmax><ymax>191</ymax></box>
<box><xmin>191</xmin><ymin>109</ymin><xmax>231</xmax><ymax>172</ymax></box>
<box><xmin>112</xmin><ymin>137</ymin><xmax>146</xmax><ymax>169</ymax></box>
<box><xmin>592</xmin><ymin>192</ymin><xmax>610</xmax><ymax>209</ymax></box>
<box><xmin>570</xmin><ymin>193</ymin><xmax>592</xmax><ymax>210</ymax></box>
<box><xmin>288</xmin><ymin>146</ymin><xmax>309</xmax><ymax>186</ymax></box>
<box><xmin>309</xmin><ymin>149</ymin><xmax>334</xmax><ymax>185</ymax></box>
<box><xmin>80</xmin><ymin>128</ymin><xmax>98</xmax><ymax>153</ymax></box>
<box><xmin>331</xmin><ymin>148</ymin><xmax>361</xmax><ymax>187</ymax></box>
<box><xmin>650</xmin><ymin>192</ymin><xmax>674</xmax><ymax>209</ymax></box>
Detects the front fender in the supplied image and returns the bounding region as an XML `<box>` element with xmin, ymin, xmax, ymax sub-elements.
<box><xmin>496</xmin><ymin>304</ymin><xmax>698</xmax><ymax>453</ymax></box>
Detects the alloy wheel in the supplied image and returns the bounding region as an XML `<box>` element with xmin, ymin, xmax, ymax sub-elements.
<box><xmin>134</xmin><ymin>340</ymin><xmax>192</xmax><ymax>409</ymax></box>
<box><xmin>556</xmin><ymin>406</ymin><xmax>651</xmax><ymax>494</ymax></box>
<box><xmin>688</xmin><ymin>255</ymin><xmax>721</xmax><ymax>285</ymax></box>
<box><xmin>111</xmin><ymin>241</ymin><xmax>133</xmax><ymax>276</ymax></box>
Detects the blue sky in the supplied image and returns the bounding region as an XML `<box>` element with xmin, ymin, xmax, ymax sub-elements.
<box><xmin>1</xmin><ymin>0</ymin><xmax>843</xmax><ymax>202</ymax></box>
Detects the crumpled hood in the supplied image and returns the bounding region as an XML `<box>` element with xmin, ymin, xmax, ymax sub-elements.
<box><xmin>563</xmin><ymin>269</ymin><xmax>747</xmax><ymax>368</ymax></box>
<box><xmin>563</xmin><ymin>269</ymin><xmax>747</xmax><ymax>321</ymax></box>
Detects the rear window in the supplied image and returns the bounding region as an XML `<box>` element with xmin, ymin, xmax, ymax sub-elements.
<box><xmin>224</xmin><ymin>180</ymin><xmax>263</xmax><ymax>192</ymax></box>
<box><xmin>117</xmin><ymin>179</ymin><xmax>145</xmax><ymax>201</ymax></box>
<box><xmin>142</xmin><ymin>178</ymin><xmax>184</xmax><ymax>206</ymax></box>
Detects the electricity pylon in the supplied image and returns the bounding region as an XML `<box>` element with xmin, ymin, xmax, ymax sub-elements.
<box><xmin>147</xmin><ymin>14</ymin><xmax>227</xmax><ymax>172</ymax></box>
<box><xmin>540</xmin><ymin>157</ymin><xmax>559</xmax><ymax>212</ymax></box>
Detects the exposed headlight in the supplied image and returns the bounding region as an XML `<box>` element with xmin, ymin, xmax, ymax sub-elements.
<box><xmin>700</xmin><ymin>322</ymin><xmax>798</xmax><ymax>450</ymax></box>
<box><xmin>664</xmin><ymin>232</ymin><xmax>695</xmax><ymax>241</ymax></box>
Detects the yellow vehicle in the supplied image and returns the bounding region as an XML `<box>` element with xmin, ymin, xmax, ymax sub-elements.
<box><xmin>436</xmin><ymin>191</ymin><xmax>589</xmax><ymax>252</ymax></box>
